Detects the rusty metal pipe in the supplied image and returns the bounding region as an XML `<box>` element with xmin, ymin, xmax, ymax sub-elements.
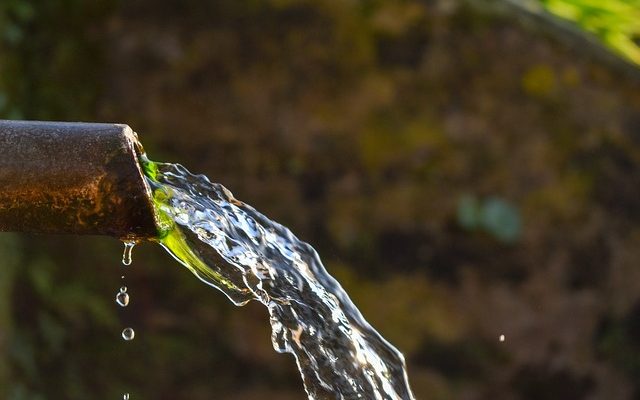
<box><xmin>0</xmin><ymin>120</ymin><xmax>158</xmax><ymax>239</ymax></box>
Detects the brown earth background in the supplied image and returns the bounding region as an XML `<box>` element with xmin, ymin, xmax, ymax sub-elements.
<box><xmin>1</xmin><ymin>0</ymin><xmax>640</xmax><ymax>399</ymax></box>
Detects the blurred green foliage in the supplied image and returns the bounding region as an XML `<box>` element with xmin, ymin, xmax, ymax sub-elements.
<box><xmin>539</xmin><ymin>0</ymin><xmax>640</xmax><ymax>64</ymax></box>
<box><xmin>0</xmin><ymin>0</ymin><xmax>116</xmax><ymax>120</ymax></box>
<box><xmin>457</xmin><ymin>195</ymin><xmax>521</xmax><ymax>243</ymax></box>
<box><xmin>0</xmin><ymin>0</ymin><xmax>639</xmax><ymax>399</ymax></box>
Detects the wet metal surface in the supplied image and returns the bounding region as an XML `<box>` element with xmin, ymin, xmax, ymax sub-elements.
<box><xmin>0</xmin><ymin>120</ymin><xmax>157</xmax><ymax>239</ymax></box>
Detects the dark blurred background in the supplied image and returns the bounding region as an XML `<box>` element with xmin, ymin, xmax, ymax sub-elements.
<box><xmin>1</xmin><ymin>0</ymin><xmax>640</xmax><ymax>399</ymax></box>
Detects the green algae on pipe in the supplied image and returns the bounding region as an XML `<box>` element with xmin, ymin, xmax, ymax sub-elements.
<box><xmin>0</xmin><ymin>120</ymin><xmax>158</xmax><ymax>239</ymax></box>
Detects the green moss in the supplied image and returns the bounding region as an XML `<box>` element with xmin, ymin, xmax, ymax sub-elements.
<box><xmin>140</xmin><ymin>156</ymin><xmax>244</xmax><ymax>295</ymax></box>
<box><xmin>159</xmin><ymin>228</ymin><xmax>241</xmax><ymax>294</ymax></box>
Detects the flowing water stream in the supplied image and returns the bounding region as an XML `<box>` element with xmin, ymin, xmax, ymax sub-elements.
<box><xmin>140</xmin><ymin>155</ymin><xmax>415</xmax><ymax>400</ymax></box>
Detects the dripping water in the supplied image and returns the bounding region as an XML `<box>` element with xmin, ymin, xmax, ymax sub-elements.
<box><xmin>118</xmin><ymin>242</ymin><xmax>135</xmax><ymax>399</ymax></box>
<box><xmin>122</xmin><ymin>241</ymin><xmax>135</xmax><ymax>266</ymax></box>
<box><xmin>116</xmin><ymin>286</ymin><xmax>129</xmax><ymax>307</ymax></box>
<box><xmin>122</xmin><ymin>327</ymin><xmax>135</xmax><ymax>341</ymax></box>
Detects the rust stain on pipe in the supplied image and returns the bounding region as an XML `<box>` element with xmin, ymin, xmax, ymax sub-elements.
<box><xmin>0</xmin><ymin>120</ymin><xmax>158</xmax><ymax>239</ymax></box>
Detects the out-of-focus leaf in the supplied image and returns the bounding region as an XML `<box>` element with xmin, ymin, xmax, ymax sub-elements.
<box><xmin>457</xmin><ymin>195</ymin><xmax>482</xmax><ymax>230</ymax></box>
<box><xmin>539</xmin><ymin>0</ymin><xmax>640</xmax><ymax>64</ymax></box>
<box><xmin>481</xmin><ymin>197</ymin><xmax>522</xmax><ymax>243</ymax></box>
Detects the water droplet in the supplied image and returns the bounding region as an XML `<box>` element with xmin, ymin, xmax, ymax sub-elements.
<box><xmin>116</xmin><ymin>287</ymin><xmax>129</xmax><ymax>307</ymax></box>
<box><xmin>499</xmin><ymin>334</ymin><xmax>505</xmax><ymax>342</ymax></box>
<box><xmin>123</xmin><ymin>393</ymin><xmax>130</xmax><ymax>400</ymax></box>
<box><xmin>122</xmin><ymin>241</ymin><xmax>135</xmax><ymax>266</ymax></box>
<box><xmin>122</xmin><ymin>327</ymin><xmax>135</xmax><ymax>341</ymax></box>
<box><xmin>121</xmin><ymin>275</ymin><xmax>125</xmax><ymax>279</ymax></box>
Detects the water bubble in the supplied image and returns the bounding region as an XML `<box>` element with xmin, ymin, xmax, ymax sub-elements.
<box><xmin>122</xmin><ymin>327</ymin><xmax>135</xmax><ymax>341</ymax></box>
<box><xmin>122</xmin><ymin>241</ymin><xmax>135</xmax><ymax>266</ymax></box>
<box><xmin>123</xmin><ymin>394</ymin><xmax>130</xmax><ymax>400</ymax></box>
<box><xmin>116</xmin><ymin>287</ymin><xmax>129</xmax><ymax>307</ymax></box>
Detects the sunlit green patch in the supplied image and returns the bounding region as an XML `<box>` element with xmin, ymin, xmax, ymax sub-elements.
<box><xmin>540</xmin><ymin>0</ymin><xmax>640</xmax><ymax>65</ymax></box>
<box><xmin>159</xmin><ymin>227</ymin><xmax>242</xmax><ymax>293</ymax></box>
<box><xmin>139</xmin><ymin>156</ymin><xmax>243</xmax><ymax>295</ymax></box>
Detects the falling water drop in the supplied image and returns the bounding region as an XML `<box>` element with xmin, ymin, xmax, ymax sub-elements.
<box><xmin>499</xmin><ymin>334</ymin><xmax>505</xmax><ymax>342</ymax></box>
<box><xmin>122</xmin><ymin>327</ymin><xmax>135</xmax><ymax>341</ymax></box>
<box><xmin>122</xmin><ymin>241</ymin><xmax>135</xmax><ymax>266</ymax></box>
<box><xmin>116</xmin><ymin>286</ymin><xmax>130</xmax><ymax>307</ymax></box>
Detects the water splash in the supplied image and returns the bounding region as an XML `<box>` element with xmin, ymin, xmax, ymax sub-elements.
<box><xmin>122</xmin><ymin>327</ymin><xmax>135</xmax><ymax>341</ymax></box>
<box><xmin>123</xmin><ymin>394</ymin><xmax>130</xmax><ymax>400</ymax></box>
<box><xmin>116</xmin><ymin>286</ymin><xmax>129</xmax><ymax>307</ymax></box>
<box><xmin>142</xmin><ymin>156</ymin><xmax>415</xmax><ymax>399</ymax></box>
<box><xmin>122</xmin><ymin>241</ymin><xmax>135</xmax><ymax>266</ymax></box>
